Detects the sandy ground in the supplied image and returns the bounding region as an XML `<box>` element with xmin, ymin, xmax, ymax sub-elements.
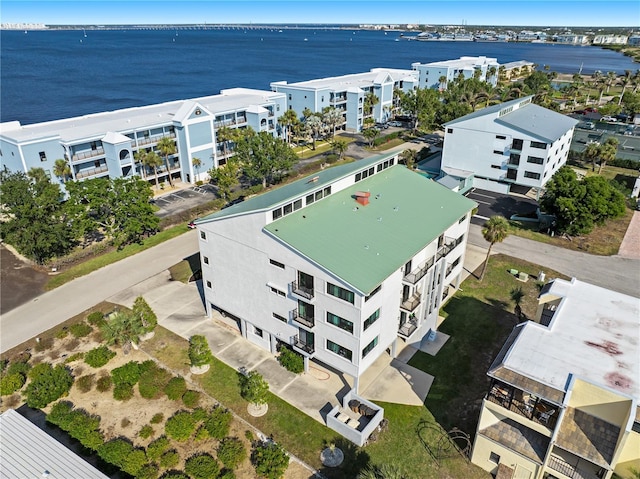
<box><xmin>0</xmin><ymin>244</ymin><xmax>49</xmax><ymax>314</ymax></box>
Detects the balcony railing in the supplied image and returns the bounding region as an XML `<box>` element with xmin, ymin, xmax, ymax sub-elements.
<box><xmin>293</xmin><ymin>335</ymin><xmax>315</xmax><ymax>355</ymax></box>
<box><xmin>291</xmin><ymin>281</ymin><xmax>314</xmax><ymax>300</ymax></box>
<box><xmin>290</xmin><ymin>309</ymin><xmax>315</xmax><ymax>329</ymax></box>
<box><xmin>71</xmin><ymin>147</ymin><xmax>105</xmax><ymax>162</ymax></box>
<box><xmin>404</xmin><ymin>257</ymin><xmax>435</xmax><ymax>284</ymax></box>
<box><xmin>487</xmin><ymin>385</ymin><xmax>558</xmax><ymax>429</ymax></box>
<box><xmin>136</xmin><ymin>132</ymin><xmax>176</xmax><ymax>147</ymax></box>
<box><xmin>400</xmin><ymin>293</ymin><xmax>421</xmax><ymax>312</ymax></box>
<box><xmin>436</xmin><ymin>237</ymin><xmax>461</xmax><ymax>262</ymax></box>
<box><xmin>547</xmin><ymin>455</ymin><xmax>600</xmax><ymax>479</ymax></box>
<box><xmin>75</xmin><ymin>165</ymin><xmax>109</xmax><ymax>179</ymax></box>
<box><xmin>398</xmin><ymin>318</ymin><xmax>418</xmax><ymax>338</ymax></box>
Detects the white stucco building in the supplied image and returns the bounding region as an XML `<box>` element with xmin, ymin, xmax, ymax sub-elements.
<box><xmin>195</xmin><ymin>151</ymin><xmax>476</xmax><ymax>391</ymax></box>
<box><xmin>472</xmin><ymin>278</ymin><xmax>640</xmax><ymax>479</ymax></box>
<box><xmin>411</xmin><ymin>56</ymin><xmax>500</xmax><ymax>90</ymax></box>
<box><xmin>440</xmin><ymin>96</ymin><xmax>579</xmax><ymax>195</ymax></box>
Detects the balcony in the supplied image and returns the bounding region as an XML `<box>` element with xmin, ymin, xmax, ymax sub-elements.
<box><xmin>400</xmin><ymin>292</ymin><xmax>421</xmax><ymax>312</ymax></box>
<box><xmin>547</xmin><ymin>454</ymin><xmax>601</xmax><ymax>479</ymax></box>
<box><xmin>75</xmin><ymin>165</ymin><xmax>109</xmax><ymax>179</ymax></box>
<box><xmin>293</xmin><ymin>335</ymin><xmax>315</xmax><ymax>355</ymax></box>
<box><xmin>398</xmin><ymin>317</ymin><xmax>418</xmax><ymax>338</ymax></box>
<box><xmin>487</xmin><ymin>383</ymin><xmax>559</xmax><ymax>430</ymax></box>
<box><xmin>511</xmin><ymin>139</ymin><xmax>524</xmax><ymax>151</ymax></box>
<box><xmin>71</xmin><ymin>147</ymin><xmax>105</xmax><ymax>162</ymax></box>
<box><xmin>404</xmin><ymin>257</ymin><xmax>435</xmax><ymax>284</ymax></box>
<box><xmin>291</xmin><ymin>281</ymin><xmax>314</xmax><ymax>300</ymax></box>
<box><xmin>291</xmin><ymin>309</ymin><xmax>315</xmax><ymax>329</ymax></box>
<box><xmin>436</xmin><ymin>237</ymin><xmax>461</xmax><ymax>262</ymax></box>
<box><xmin>136</xmin><ymin>132</ymin><xmax>176</xmax><ymax>147</ymax></box>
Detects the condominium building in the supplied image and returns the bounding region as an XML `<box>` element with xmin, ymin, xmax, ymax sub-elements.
<box><xmin>472</xmin><ymin>278</ymin><xmax>640</xmax><ymax>479</ymax></box>
<box><xmin>554</xmin><ymin>34</ymin><xmax>590</xmax><ymax>45</ymax></box>
<box><xmin>592</xmin><ymin>35</ymin><xmax>629</xmax><ymax>45</ymax></box>
<box><xmin>411</xmin><ymin>56</ymin><xmax>500</xmax><ymax>90</ymax></box>
<box><xmin>0</xmin><ymin>88</ymin><xmax>286</xmax><ymax>187</ymax></box>
<box><xmin>441</xmin><ymin>96</ymin><xmax>579</xmax><ymax>195</ymax></box>
<box><xmin>195</xmin><ymin>151</ymin><xmax>476</xmax><ymax>391</ymax></box>
<box><xmin>270</xmin><ymin>68</ymin><xmax>418</xmax><ymax>132</ymax></box>
<box><xmin>500</xmin><ymin>61</ymin><xmax>536</xmax><ymax>81</ymax></box>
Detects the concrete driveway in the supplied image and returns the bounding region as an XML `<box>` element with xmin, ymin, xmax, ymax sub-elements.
<box><xmin>465</xmin><ymin>188</ymin><xmax>538</xmax><ymax>225</ymax></box>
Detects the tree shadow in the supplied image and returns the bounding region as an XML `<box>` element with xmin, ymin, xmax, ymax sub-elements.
<box><xmin>316</xmin><ymin>437</ymin><xmax>371</xmax><ymax>479</ymax></box>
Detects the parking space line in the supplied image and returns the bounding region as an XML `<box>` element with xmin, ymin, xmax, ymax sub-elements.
<box><xmin>472</xmin><ymin>199</ymin><xmax>491</xmax><ymax>205</ymax></box>
<box><xmin>473</xmin><ymin>214</ymin><xmax>489</xmax><ymax>221</ymax></box>
<box><xmin>469</xmin><ymin>192</ymin><xmax>497</xmax><ymax>200</ymax></box>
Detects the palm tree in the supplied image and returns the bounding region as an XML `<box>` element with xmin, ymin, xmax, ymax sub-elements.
<box><xmin>618</xmin><ymin>70</ymin><xmax>633</xmax><ymax>106</ymax></box>
<box><xmin>605</xmin><ymin>71</ymin><xmax>617</xmax><ymax>93</ymax></box>
<box><xmin>363</xmin><ymin>91</ymin><xmax>379</xmax><ymax>118</ymax></box>
<box><xmin>191</xmin><ymin>157</ymin><xmax>202</xmax><ymax>183</ymax></box>
<box><xmin>305</xmin><ymin>115</ymin><xmax>324</xmax><ymax>150</ymax></box>
<box><xmin>156</xmin><ymin>136</ymin><xmax>177</xmax><ymax>187</ymax></box>
<box><xmin>53</xmin><ymin>158</ymin><xmax>71</xmax><ymax>182</ymax></box>
<box><xmin>510</xmin><ymin>287</ymin><xmax>525</xmax><ymax>321</ymax></box>
<box><xmin>101</xmin><ymin>311</ymin><xmax>145</xmax><ymax>354</ymax></box>
<box><xmin>598</xmin><ymin>137</ymin><xmax>618</xmax><ymax>174</ymax></box>
<box><xmin>322</xmin><ymin>107</ymin><xmax>342</xmax><ymax>138</ymax></box>
<box><xmin>480</xmin><ymin>216</ymin><xmax>509</xmax><ymax>281</ymax></box>
<box><xmin>138</xmin><ymin>149</ymin><xmax>162</xmax><ymax>189</ymax></box>
<box><xmin>583</xmin><ymin>141</ymin><xmax>601</xmax><ymax>171</ymax></box>
<box><xmin>438</xmin><ymin>75</ymin><xmax>448</xmax><ymax>91</ymax></box>
<box><xmin>400</xmin><ymin>149</ymin><xmax>418</xmax><ymax>169</ymax></box>
<box><xmin>277</xmin><ymin>108</ymin><xmax>299</xmax><ymax>145</ymax></box>
<box><xmin>330</xmin><ymin>138</ymin><xmax>348</xmax><ymax>160</ymax></box>
<box><xmin>216</xmin><ymin>125</ymin><xmax>234</xmax><ymax>159</ymax></box>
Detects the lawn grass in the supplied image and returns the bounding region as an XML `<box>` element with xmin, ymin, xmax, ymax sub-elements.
<box><xmin>45</xmin><ymin>225</ymin><xmax>190</xmax><ymax>290</ymax></box>
<box><xmin>168</xmin><ymin>252</ymin><xmax>201</xmax><ymax>283</ymax></box>
<box><xmin>370</xmin><ymin>138</ymin><xmax>405</xmax><ymax>151</ymax></box>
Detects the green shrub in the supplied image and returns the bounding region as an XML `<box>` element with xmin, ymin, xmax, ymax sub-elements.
<box><xmin>191</xmin><ymin>407</ymin><xmax>208</xmax><ymax>422</ymax></box>
<box><xmin>139</xmin><ymin>360</ymin><xmax>157</xmax><ymax>374</ymax></box>
<box><xmin>69</xmin><ymin>322</ymin><xmax>93</xmax><ymax>338</ymax></box>
<box><xmin>113</xmin><ymin>383</ymin><xmax>134</xmax><ymax>401</ymax></box>
<box><xmin>251</xmin><ymin>442</ymin><xmax>289</xmax><ymax>479</ymax></box>
<box><xmin>111</xmin><ymin>361</ymin><xmax>141</xmax><ymax>386</ymax></box>
<box><xmin>123</xmin><ymin>448</ymin><xmax>148</xmax><ymax>476</ymax></box>
<box><xmin>136</xmin><ymin>463</ymin><xmax>159</xmax><ymax>479</ymax></box>
<box><xmin>0</xmin><ymin>373</ymin><xmax>26</xmax><ymax>395</ymax></box>
<box><xmin>219</xmin><ymin>469</ymin><xmax>236</xmax><ymax>479</ymax></box>
<box><xmin>55</xmin><ymin>328</ymin><xmax>69</xmax><ymax>339</ymax></box>
<box><xmin>164</xmin><ymin>376</ymin><xmax>187</xmax><ymax>401</ymax></box>
<box><xmin>194</xmin><ymin>425</ymin><xmax>208</xmax><ymax>441</ymax></box>
<box><xmin>165</xmin><ymin>411</ymin><xmax>197</xmax><ymax>442</ymax></box>
<box><xmin>204</xmin><ymin>406</ymin><xmax>232</xmax><ymax>440</ymax></box>
<box><xmin>239</xmin><ymin>370</ymin><xmax>269</xmax><ymax>405</ymax></box>
<box><xmin>188</xmin><ymin>335</ymin><xmax>213</xmax><ymax>367</ymax></box>
<box><xmin>132</xmin><ymin>296</ymin><xmax>158</xmax><ymax>333</ymax></box>
<box><xmin>76</xmin><ymin>374</ymin><xmax>95</xmax><ymax>393</ymax></box>
<box><xmin>160</xmin><ymin>471</ymin><xmax>187</xmax><ymax>479</ymax></box>
<box><xmin>218</xmin><ymin>437</ymin><xmax>247</xmax><ymax>469</ymax></box>
<box><xmin>185</xmin><ymin>453</ymin><xmax>220</xmax><ymax>479</ymax></box>
<box><xmin>7</xmin><ymin>360</ymin><xmax>30</xmax><ymax>377</ymax></box>
<box><xmin>277</xmin><ymin>347</ymin><xmax>304</xmax><ymax>374</ymax></box>
<box><xmin>47</xmin><ymin>401</ymin><xmax>104</xmax><ymax>451</ymax></box>
<box><xmin>182</xmin><ymin>390</ymin><xmax>200</xmax><ymax>408</ymax></box>
<box><xmin>96</xmin><ymin>374</ymin><xmax>112</xmax><ymax>392</ymax></box>
<box><xmin>25</xmin><ymin>363</ymin><xmax>74</xmax><ymax>408</ymax></box>
<box><xmin>98</xmin><ymin>438</ymin><xmax>134</xmax><ymax>469</ymax></box>
<box><xmin>150</xmin><ymin>412</ymin><xmax>164</xmax><ymax>424</ymax></box>
<box><xmin>84</xmin><ymin>346</ymin><xmax>116</xmax><ymax>368</ymax></box>
<box><xmin>87</xmin><ymin>311</ymin><xmax>107</xmax><ymax>327</ymax></box>
<box><xmin>34</xmin><ymin>337</ymin><xmax>53</xmax><ymax>352</ymax></box>
<box><xmin>146</xmin><ymin>436</ymin><xmax>170</xmax><ymax>461</ymax></box>
<box><xmin>138</xmin><ymin>364</ymin><xmax>171</xmax><ymax>399</ymax></box>
<box><xmin>139</xmin><ymin>424</ymin><xmax>154</xmax><ymax>439</ymax></box>
<box><xmin>245</xmin><ymin>430</ymin><xmax>254</xmax><ymax>441</ymax></box>
<box><xmin>64</xmin><ymin>352</ymin><xmax>84</xmax><ymax>364</ymax></box>
<box><xmin>159</xmin><ymin>449</ymin><xmax>179</xmax><ymax>468</ymax></box>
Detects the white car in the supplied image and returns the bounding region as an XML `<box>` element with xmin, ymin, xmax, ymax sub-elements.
<box><xmin>601</xmin><ymin>116</ymin><xmax>617</xmax><ymax>122</ymax></box>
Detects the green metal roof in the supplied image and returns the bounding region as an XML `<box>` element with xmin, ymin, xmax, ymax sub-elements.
<box><xmin>196</xmin><ymin>152</ymin><xmax>399</xmax><ymax>223</ymax></box>
<box><xmin>264</xmin><ymin>166</ymin><xmax>476</xmax><ymax>295</ymax></box>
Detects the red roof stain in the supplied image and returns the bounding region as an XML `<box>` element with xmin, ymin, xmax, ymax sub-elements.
<box><xmin>604</xmin><ymin>371</ymin><xmax>632</xmax><ymax>390</ymax></box>
<box><xmin>584</xmin><ymin>340</ymin><xmax>622</xmax><ymax>356</ymax></box>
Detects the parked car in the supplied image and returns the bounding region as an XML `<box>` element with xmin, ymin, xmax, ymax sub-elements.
<box><xmin>375</xmin><ymin>122</ymin><xmax>389</xmax><ymax>129</ymax></box>
<box><xmin>601</xmin><ymin>116</ymin><xmax>617</xmax><ymax>122</ymax></box>
<box><xmin>187</xmin><ymin>221</ymin><xmax>197</xmax><ymax>229</ymax></box>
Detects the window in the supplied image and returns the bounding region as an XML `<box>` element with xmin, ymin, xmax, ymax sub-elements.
<box><xmin>39</xmin><ymin>151</ymin><xmax>47</xmax><ymax>162</ymax></box>
<box><xmin>458</xmin><ymin>215</ymin><xmax>466</xmax><ymax>224</ymax></box>
<box><xmin>306</xmin><ymin>193</ymin><xmax>315</xmax><ymax>205</ymax></box>
<box><xmin>326</xmin><ymin>312</ymin><xmax>353</xmax><ymax>333</ymax></box>
<box><xmin>447</xmin><ymin>128</ymin><xmax>453</xmax><ymax>134</ymax></box>
<box><xmin>270</xmin><ymin>259</ymin><xmax>285</xmax><ymax>269</ymax></box>
<box><xmin>327</xmin><ymin>340</ymin><xmax>352</xmax><ymax>361</ymax></box>
<box><xmin>355</xmin><ymin>172</ymin><xmax>362</xmax><ymax>182</ymax></box>
<box><xmin>273</xmin><ymin>312</ymin><xmax>286</xmax><ymax>322</ymax></box>
<box><xmin>323</xmin><ymin>186</ymin><xmax>331</xmax><ymax>196</ymax></box>
<box><xmin>495</xmin><ymin>135</ymin><xmax>506</xmax><ymax>140</ymax></box>
<box><xmin>524</xmin><ymin>171</ymin><xmax>541</xmax><ymax>179</ymax></box>
<box><xmin>327</xmin><ymin>283</ymin><xmax>355</xmax><ymax>304</ymax></box>
<box><xmin>491</xmin><ymin>165</ymin><xmax>501</xmax><ymax>169</ymax></box>
<box><xmin>270</xmin><ymin>286</ymin><xmax>285</xmax><ymax>297</ymax></box>
<box><xmin>272</xmin><ymin>208</ymin><xmax>282</xmax><ymax>220</ymax></box>
<box><xmin>254</xmin><ymin>327</ymin><xmax>263</xmax><ymax>338</ymax></box>
<box><xmin>293</xmin><ymin>199</ymin><xmax>302</xmax><ymax>210</ymax></box>
<box><xmin>493</xmin><ymin>150</ymin><xmax>503</xmax><ymax>155</ymax></box>
<box><xmin>489</xmin><ymin>452</ymin><xmax>500</xmax><ymax>464</ymax></box>
<box><xmin>365</xmin><ymin>284</ymin><xmax>381</xmax><ymax>302</ymax></box>
<box><xmin>288</xmin><ymin>94</ymin><xmax>292</xmax><ymax>100</ymax></box>
<box><xmin>364</xmin><ymin>309</ymin><xmax>380</xmax><ymax>330</ymax></box>
<box><xmin>530</xmin><ymin>141</ymin><xmax>547</xmax><ymax>149</ymax></box>
<box><xmin>283</xmin><ymin>203</ymin><xmax>293</xmax><ymax>215</ymax></box>
<box><xmin>362</xmin><ymin>336</ymin><xmax>379</xmax><ymax>358</ymax></box>
<box><xmin>315</xmin><ymin>190</ymin><xmax>322</xmax><ymax>201</ymax></box>
<box><xmin>203</xmin><ymin>256</ymin><xmax>209</xmax><ymax>265</ymax></box>
<box><xmin>200</xmin><ymin>231</ymin><xmax>207</xmax><ymax>240</ymax></box>
<box><xmin>527</xmin><ymin>156</ymin><xmax>544</xmax><ymax>165</ymax></box>
<box><xmin>206</xmin><ymin>280</ymin><xmax>212</xmax><ymax>289</ymax></box>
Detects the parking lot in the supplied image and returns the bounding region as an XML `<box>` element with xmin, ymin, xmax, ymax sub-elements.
<box><xmin>465</xmin><ymin>188</ymin><xmax>539</xmax><ymax>226</ymax></box>
<box><xmin>153</xmin><ymin>183</ymin><xmax>218</xmax><ymax>218</ymax></box>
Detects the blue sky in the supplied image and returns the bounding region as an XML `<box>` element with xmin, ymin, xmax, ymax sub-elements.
<box><xmin>2</xmin><ymin>0</ymin><xmax>638</xmax><ymax>27</ymax></box>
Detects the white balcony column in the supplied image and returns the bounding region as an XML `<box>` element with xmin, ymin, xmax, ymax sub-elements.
<box><xmin>270</xmin><ymin>334</ymin><xmax>278</xmax><ymax>354</ymax></box>
<box><xmin>303</xmin><ymin>356</ymin><xmax>309</xmax><ymax>374</ymax></box>
<box><xmin>240</xmin><ymin>318</ymin><xmax>247</xmax><ymax>339</ymax></box>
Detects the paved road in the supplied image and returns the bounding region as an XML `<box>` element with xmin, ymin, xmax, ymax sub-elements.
<box><xmin>0</xmin><ymin>231</ymin><xmax>199</xmax><ymax>353</ymax></box>
<box><xmin>468</xmin><ymin>224</ymin><xmax>640</xmax><ymax>298</ymax></box>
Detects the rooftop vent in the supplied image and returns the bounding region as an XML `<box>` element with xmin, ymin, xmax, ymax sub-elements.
<box><xmin>308</xmin><ymin>176</ymin><xmax>319</xmax><ymax>183</ymax></box>
<box><xmin>355</xmin><ymin>191</ymin><xmax>370</xmax><ymax>206</ymax></box>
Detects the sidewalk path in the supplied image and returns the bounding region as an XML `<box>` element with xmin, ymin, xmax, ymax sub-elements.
<box><xmin>618</xmin><ymin>211</ymin><xmax>640</xmax><ymax>260</ymax></box>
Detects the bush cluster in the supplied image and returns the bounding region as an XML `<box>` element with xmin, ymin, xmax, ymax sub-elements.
<box><xmin>218</xmin><ymin>437</ymin><xmax>247</xmax><ymax>469</ymax></box>
<box><xmin>251</xmin><ymin>442</ymin><xmax>289</xmax><ymax>479</ymax></box>
<box><xmin>69</xmin><ymin>322</ymin><xmax>93</xmax><ymax>338</ymax></box>
<box><xmin>160</xmin><ymin>449</ymin><xmax>180</xmax><ymax>468</ymax></box>
<box><xmin>64</xmin><ymin>352</ymin><xmax>84</xmax><ymax>364</ymax></box>
<box><xmin>150</xmin><ymin>412</ymin><xmax>164</xmax><ymax>424</ymax></box>
<box><xmin>139</xmin><ymin>424</ymin><xmax>154</xmax><ymax>439</ymax></box>
<box><xmin>165</xmin><ymin>410</ymin><xmax>197</xmax><ymax>442</ymax></box>
<box><xmin>84</xmin><ymin>345</ymin><xmax>116</xmax><ymax>368</ymax></box>
<box><xmin>239</xmin><ymin>370</ymin><xmax>269</xmax><ymax>405</ymax></box>
<box><xmin>87</xmin><ymin>311</ymin><xmax>107</xmax><ymax>328</ymax></box>
<box><xmin>182</xmin><ymin>389</ymin><xmax>201</xmax><ymax>408</ymax></box>
<box><xmin>204</xmin><ymin>406</ymin><xmax>232</xmax><ymax>440</ymax></box>
<box><xmin>185</xmin><ymin>453</ymin><xmax>220</xmax><ymax>479</ymax></box>
<box><xmin>97</xmin><ymin>438</ymin><xmax>148</xmax><ymax>476</ymax></box>
<box><xmin>138</xmin><ymin>363</ymin><xmax>171</xmax><ymax>399</ymax></box>
<box><xmin>76</xmin><ymin>374</ymin><xmax>95</xmax><ymax>393</ymax></box>
<box><xmin>111</xmin><ymin>361</ymin><xmax>141</xmax><ymax>387</ymax></box>
<box><xmin>0</xmin><ymin>373</ymin><xmax>26</xmax><ymax>396</ymax></box>
<box><xmin>146</xmin><ymin>436</ymin><xmax>170</xmax><ymax>461</ymax></box>
<box><xmin>26</xmin><ymin>363</ymin><xmax>74</xmax><ymax>408</ymax></box>
<box><xmin>47</xmin><ymin>401</ymin><xmax>104</xmax><ymax>450</ymax></box>
<box><xmin>113</xmin><ymin>383</ymin><xmax>134</xmax><ymax>401</ymax></box>
<box><xmin>96</xmin><ymin>374</ymin><xmax>112</xmax><ymax>392</ymax></box>
<box><xmin>277</xmin><ymin>346</ymin><xmax>304</xmax><ymax>374</ymax></box>
<box><xmin>164</xmin><ymin>376</ymin><xmax>187</xmax><ymax>400</ymax></box>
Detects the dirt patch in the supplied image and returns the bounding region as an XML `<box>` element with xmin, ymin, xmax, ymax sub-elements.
<box><xmin>0</xmin><ymin>244</ymin><xmax>49</xmax><ymax>314</ymax></box>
